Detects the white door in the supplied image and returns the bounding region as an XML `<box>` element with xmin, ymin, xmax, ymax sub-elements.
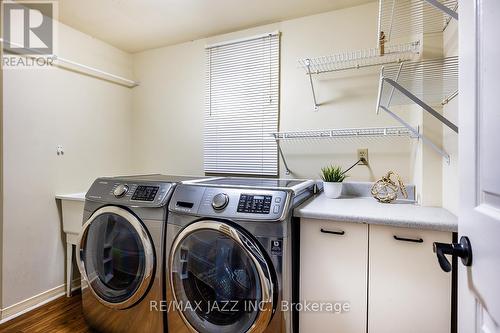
<box><xmin>459</xmin><ymin>0</ymin><xmax>500</xmax><ymax>332</ymax></box>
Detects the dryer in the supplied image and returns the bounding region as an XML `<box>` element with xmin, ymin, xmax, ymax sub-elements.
<box><xmin>78</xmin><ymin>175</ymin><xmax>202</xmax><ymax>333</ymax></box>
<box><xmin>165</xmin><ymin>177</ymin><xmax>316</xmax><ymax>333</ymax></box>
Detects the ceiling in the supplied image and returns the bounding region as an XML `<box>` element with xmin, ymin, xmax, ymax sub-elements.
<box><xmin>56</xmin><ymin>0</ymin><xmax>374</xmax><ymax>53</ymax></box>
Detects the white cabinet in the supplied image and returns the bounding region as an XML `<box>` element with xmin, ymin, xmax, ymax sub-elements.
<box><xmin>300</xmin><ymin>220</ymin><xmax>453</xmax><ymax>333</ymax></box>
<box><xmin>368</xmin><ymin>225</ymin><xmax>452</xmax><ymax>333</ymax></box>
<box><xmin>300</xmin><ymin>219</ymin><xmax>368</xmax><ymax>333</ymax></box>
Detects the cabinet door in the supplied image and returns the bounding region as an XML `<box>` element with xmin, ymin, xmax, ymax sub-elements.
<box><xmin>300</xmin><ymin>219</ymin><xmax>368</xmax><ymax>333</ymax></box>
<box><xmin>368</xmin><ymin>225</ymin><xmax>452</xmax><ymax>333</ymax></box>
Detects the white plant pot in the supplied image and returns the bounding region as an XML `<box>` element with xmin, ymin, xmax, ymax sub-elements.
<box><xmin>323</xmin><ymin>182</ymin><xmax>343</xmax><ymax>199</ymax></box>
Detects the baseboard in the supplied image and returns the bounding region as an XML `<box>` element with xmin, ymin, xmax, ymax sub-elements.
<box><xmin>0</xmin><ymin>278</ymin><xmax>81</xmax><ymax>324</ymax></box>
<box><xmin>71</xmin><ymin>277</ymin><xmax>82</xmax><ymax>292</ymax></box>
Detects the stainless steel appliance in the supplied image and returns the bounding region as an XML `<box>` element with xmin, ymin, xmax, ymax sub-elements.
<box><xmin>165</xmin><ymin>177</ymin><xmax>316</xmax><ymax>333</ymax></box>
<box><xmin>77</xmin><ymin>175</ymin><xmax>202</xmax><ymax>333</ymax></box>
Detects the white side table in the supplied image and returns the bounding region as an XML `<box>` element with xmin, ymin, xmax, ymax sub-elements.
<box><xmin>56</xmin><ymin>193</ymin><xmax>86</xmax><ymax>297</ymax></box>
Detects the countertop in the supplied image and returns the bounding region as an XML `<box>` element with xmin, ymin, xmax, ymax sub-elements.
<box><xmin>55</xmin><ymin>192</ymin><xmax>86</xmax><ymax>202</ymax></box>
<box><xmin>294</xmin><ymin>193</ymin><xmax>458</xmax><ymax>232</ymax></box>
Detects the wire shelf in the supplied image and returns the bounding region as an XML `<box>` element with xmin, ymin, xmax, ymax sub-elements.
<box><xmin>378</xmin><ymin>0</ymin><xmax>458</xmax><ymax>43</ymax></box>
<box><xmin>298</xmin><ymin>41</ymin><xmax>420</xmax><ymax>75</ymax></box>
<box><xmin>272</xmin><ymin>126</ymin><xmax>415</xmax><ymax>175</ymax></box>
<box><xmin>379</xmin><ymin>56</ymin><xmax>458</xmax><ymax>108</ymax></box>
<box><xmin>273</xmin><ymin>126</ymin><xmax>414</xmax><ymax>141</ymax></box>
<box><xmin>375</xmin><ymin>57</ymin><xmax>457</xmax><ymax>164</ymax></box>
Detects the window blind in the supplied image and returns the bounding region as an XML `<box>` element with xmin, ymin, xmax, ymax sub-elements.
<box><xmin>204</xmin><ymin>32</ymin><xmax>280</xmax><ymax>176</ymax></box>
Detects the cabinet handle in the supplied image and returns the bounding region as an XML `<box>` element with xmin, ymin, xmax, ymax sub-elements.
<box><xmin>320</xmin><ymin>228</ymin><xmax>345</xmax><ymax>236</ymax></box>
<box><xmin>393</xmin><ymin>235</ymin><xmax>423</xmax><ymax>243</ymax></box>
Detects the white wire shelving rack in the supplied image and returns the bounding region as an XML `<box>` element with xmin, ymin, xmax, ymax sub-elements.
<box><xmin>376</xmin><ymin>56</ymin><xmax>458</xmax><ymax>164</ymax></box>
<box><xmin>298</xmin><ymin>41</ymin><xmax>420</xmax><ymax>111</ymax></box>
<box><xmin>272</xmin><ymin>126</ymin><xmax>415</xmax><ymax>174</ymax></box>
<box><xmin>378</xmin><ymin>0</ymin><xmax>459</xmax><ymax>44</ymax></box>
<box><xmin>298</xmin><ymin>42</ymin><xmax>420</xmax><ymax>75</ymax></box>
<box><xmin>0</xmin><ymin>38</ymin><xmax>139</xmax><ymax>88</ymax></box>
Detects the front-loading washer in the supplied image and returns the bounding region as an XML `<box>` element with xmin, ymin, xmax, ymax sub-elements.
<box><xmin>77</xmin><ymin>174</ymin><xmax>204</xmax><ymax>333</ymax></box>
<box><xmin>165</xmin><ymin>177</ymin><xmax>316</xmax><ymax>333</ymax></box>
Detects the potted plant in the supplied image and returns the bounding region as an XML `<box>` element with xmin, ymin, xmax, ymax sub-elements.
<box><xmin>321</xmin><ymin>165</ymin><xmax>348</xmax><ymax>199</ymax></box>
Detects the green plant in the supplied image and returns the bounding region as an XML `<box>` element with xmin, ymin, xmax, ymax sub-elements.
<box><xmin>320</xmin><ymin>165</ymin><xmax>348</xmax><ymax>183</ymax></box>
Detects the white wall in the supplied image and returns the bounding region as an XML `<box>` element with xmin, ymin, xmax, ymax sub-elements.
<box><xmin>2</xmin><ymin>22</ymin><xmax>133</xmax><ymax>309</ymax></box>
<box><xmin>131</xmin><ymin>40</ymin><xmax>206</xmax><ymax>175</ymax></box>
<box><xmin>132</xmin><ymin>2</ymin><xmax>414</xmax><ymax>182</ymax></box>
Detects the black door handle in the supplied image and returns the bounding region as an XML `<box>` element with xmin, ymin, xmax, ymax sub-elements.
<box><xmin>433</xmin><ymin>236</ymin><xmax>473</xmax><ymax>272</ymax></box>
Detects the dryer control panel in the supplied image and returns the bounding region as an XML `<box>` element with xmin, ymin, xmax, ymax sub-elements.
<box><xmin>86</xmin><ymin>178</ymin><xmax>173</xmax><ymax>207</ymax></box>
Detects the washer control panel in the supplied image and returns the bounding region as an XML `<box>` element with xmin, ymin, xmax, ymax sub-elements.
<box><xmin>169</xmin><ymin>185</ymin><xmax>289</xmax><ymax>221</ymax></box>
<box><xmin>237</xmin><ymin>194</ymin><xmax>272</xmax><ymax>214</ymax></box>
<box><xmin>132</xmin><ymin>185</ymin><xmax>159</xmax><ymax>201</ymax></box>
<box><xmin>86</xmin><ymin>178</ymin><xmax>173</xmax><ymax>207</ymax></box>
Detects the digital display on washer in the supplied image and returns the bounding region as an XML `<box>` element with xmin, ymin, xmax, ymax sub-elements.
<box><xmin>131</xmin><ymin>186</ymin><xmax>159</xmax><ymax>201</ymax></box>
<box><xmin>237</xmin><ymin>194</ymin><xmax>272</xmax><ymax>214</ymax></box>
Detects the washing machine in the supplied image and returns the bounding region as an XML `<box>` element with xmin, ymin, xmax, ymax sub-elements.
<box><xmin>165</xmin><ymin>177</ymin><xmax>316</xmax><ymax>333</ymax></box>
<box><xmin>77</xmin><ymin>174</ymin><xmax>203</xmax><ymax>333</ymax></box>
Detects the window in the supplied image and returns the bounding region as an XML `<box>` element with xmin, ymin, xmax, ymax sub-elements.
<box><xmin>204</xmin><ymin>32</ymin><xmax>280</xmax><ymax>176</ymax></box>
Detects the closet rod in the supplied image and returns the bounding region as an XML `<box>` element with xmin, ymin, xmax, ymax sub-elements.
<box><xmin>0</xmin><ymin>38</ymin><xmax>139</xmax><ymax>88</ymax></box>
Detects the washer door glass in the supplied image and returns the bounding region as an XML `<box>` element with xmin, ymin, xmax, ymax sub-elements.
<box><xmin>80</xmin><ymin>208</ymin><xmax>151</xmax><ymax>307</ymax></box>
<box><xmin>170</xmin><ymin>224</ymin><xmax>274</xmax><ymax>333</ymax></box>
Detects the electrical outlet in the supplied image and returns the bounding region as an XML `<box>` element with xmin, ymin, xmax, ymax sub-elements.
<box><xmin>357</xmin><ymin>148</ymin><xmax>368</xmax><ymax>165</ymax></box>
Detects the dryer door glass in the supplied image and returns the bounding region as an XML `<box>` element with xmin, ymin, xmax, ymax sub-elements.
<box><xmin>79</xmin><ymin>207</ymin><xmax>154</xmax><ymax>308</ymax></box>
<box><xmin>170</xmin><ymin>221</ymin><xmax>275</xmax><ymax>333</ymax></box>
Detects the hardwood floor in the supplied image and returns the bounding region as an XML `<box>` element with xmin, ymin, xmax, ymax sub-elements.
<box><xmin>0</xmin><ymin>293</ymin><xmax>94</xmax><ymax>333</ymax></box>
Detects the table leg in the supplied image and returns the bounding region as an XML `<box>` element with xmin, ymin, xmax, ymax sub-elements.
<box><xmin>66</xmin><ymin>243</ymin><xmax>73</xmax><ymax>297</ymax></box>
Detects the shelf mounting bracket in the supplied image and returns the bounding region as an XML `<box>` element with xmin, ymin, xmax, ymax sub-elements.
<box><xmin>305</xmin><ymin>59</ymin><xmax>320</xmax><ymax>111</ymax></box>
<box><xmin>424</xmin><ymin>0</ymin><xmax>458</xmax><ymax>21</ymax></box>
<box><xmin>379</xmin><ymin>106</ymin><xmax>451</xmax><ymax>164</ymax></box>
<box><xmin>441</xmin><ymin>90</ymin><xmax>458</xmax><ymax>105</ymax></box>
<box><xmin>383</xmin><ymin>78</ymin><xmax>458</xmax><ymax>133</ymax></box>
<box><xmin>274</xmin><ymin>135</ymin><xmax>291</xmax><ymax>175</ymax></box>
<box><xmin>376</xmin><ymin>79</ymin><xmax>452</xmax><ymax>164</ymax></box>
